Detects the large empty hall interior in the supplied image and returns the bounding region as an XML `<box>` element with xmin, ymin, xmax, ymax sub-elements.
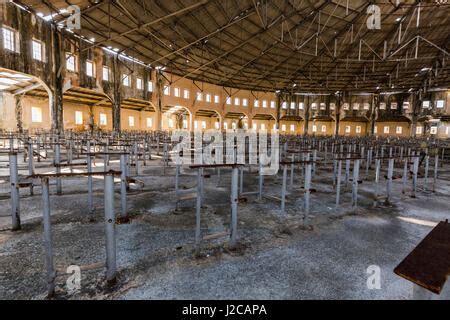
<box><xmin>0</xmin><ymin>0</ymin><xmax>449</xmax><ymax>300</ymax></box>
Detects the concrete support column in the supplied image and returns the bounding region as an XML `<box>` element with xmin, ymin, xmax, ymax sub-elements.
<box><xmin>51</xmin><ymin>25</ymin><xmax>64</xmax><ymax>133</ymax></box>
<box><xmin>112</xmin><ymin>55</ymin><xmax>121</xmax><ymax>133</ymax></box>
<box><xmin>335</xmin><ymin>95</ymin><xmax>341</xmax><ymax>137</ymax></box>
<box><xmin>15</xmin><ymin>96</ymin><xmax>23</xmax><ymax>133</ymax></box>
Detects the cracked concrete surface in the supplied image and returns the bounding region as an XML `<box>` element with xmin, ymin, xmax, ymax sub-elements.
<box><xmin>0</xmin><ymin>154</ymin><xmax>449</xmax><ymax>300</ymax></box>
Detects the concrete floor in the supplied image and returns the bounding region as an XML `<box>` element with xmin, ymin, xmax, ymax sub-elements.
<box><xmin>0</xmin><ymin>154</ymin><xmax>449</xmax><ymax>300</ymax></box>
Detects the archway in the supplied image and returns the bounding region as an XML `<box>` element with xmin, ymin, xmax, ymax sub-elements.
<box><xmin>162</xmin><ymin>105</ymin><xmax>192</xmax><ymax>131</ymax></box>
<box><xmin>194</xmin><ymin>109</ymin><xmax>222</xmax><ymax>131</ymax></box>
<box><xmin>0</xmin><ymin>68</ymin><xmax>53</xmax><ymax>133</ymax></box>
<box><xmin>224</xmin><ymin>112</ymin><xmax>249</xmax><ymax>130</ymax></box>
<box><xmin>252</xmin><ymin>114</ymin><xmax>276</xmax><ymax>132</ymax></box>
<box><xmin>61</xmin><ymin>87</ymin><xmax>113</xmax><ymax>132</ymax></box>
<box><xmin>279</xmin><ymin>115</ymin><xmax>304</xmax><ymax>135</ymax></box>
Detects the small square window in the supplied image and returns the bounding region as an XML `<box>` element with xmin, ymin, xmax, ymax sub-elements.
<box><xmin>123</xmin><ymin>74</ymin><xmax>130</xmax><ymax>87</ymax></box>
<box><xmin>320</xmin><ymin>103</ymin><xmax>326</xmax><ymax>110</ymax></box>
<box><xmin>422</xmin><ymin>101</ymin><xmax>430</xmax><ymax>109</ymax></box>
<box><xmin>234</xmin><ymin>97</ymin><xmax>240</xmax><ymax>106</ymax></box>
<box><xmin>99</xmin><ymin>113</ymin><xmax>107</xmax><ymax>126</ymax></box>
<box><xmin>164</xmin><ymin>86</ymin><xmax>170</xmax><ymax>95</ymax></box>
<box><xmin>322</xmin><ymin>125</ymin><xmax>327</xmax><ymax>133</ymax></box>
<box><xmin>282</xmin><ymin>102</ymin><xmax>287</xmax><ymax>109</ymax></box>
<box><xmin>254</xmin><ymin>100</ymin><xmax>259</xmax><ymax>108</ymax></box>
<box><xmin>262</xmin><ymin>100</ymin><xmax>268</xmax><ymax>108</ymax></box>
<box><xmin>206</xmin><ymin>94</ymin><xmax>211</xmax><ymax>102</ymax></box>
<box><xmin>312</xmin><ymin>125</ymin><xmax>318</xmax><ymax>133</ymax></box>
<box><xmin>146</xmin><ymin>118</ymin><xmax>153</xmax><ymax>128</ymax></box>
<box><xmin>356</xmin><ymin>126</ymin><xmax>362</xmax><ymax>134</ymax></box>
<box><xmin>436</xmin><ymin>100</ymin><xmax>445</xmax><ymax>109</ymax></box>
<box><xmin>311</xmin><ymin>103</ymin><xmax>318</xmax><ymax>110</ymax></box>
<box><xmin>148</xmin><ymin>82</ymin><xmax>154</xmax><ymax>92</ymax></box>
<box><xmin>416</xmin><ymin>127</ymin><xmax>423</xmax><ymax>135</ymax></box>
<box><xmin>290</xmin><ymin>102</ymin><xmax>296</xmax><ymax>109</ymax></box>
<box><xmin>183</xmin><ymin>89</ymin><xmax>189</xmax><ymax>99</ymax></box>
<box><xmin>270</xmin><ymin>101</ymin><xmax>276</xmax><ymax>109</ymax></box>
<box><xmin>214</xmin><ymin>95</ymin><xmax>220</xmax><ymax>103</ymax></box>
<box><xmin>226</xmin><ymin>97</ymin><xmax>231</xmax><ymax>105</ymax></box>
<box><xmin>379</xmin><ymin>102</ymin><xmax>386</xmax><ymax>110</ymax></box>
<box><xmin>196</xmin><ymin>92</ymin><xmax>203</xmax><ymax>101</ymax></box>
<box><xmin>32</xmin><ymin>40</ymin><xmax>43</xmax><ymax>61</ymax></box>
<box><xmin>102</xmin><ymin>66</ymin><xmax>110</xmax><ymax>81</ymax></box>
<box><xmin>396</xmin><ymin>126</ymin><xmax>403</xmax><ymax>134</ymax></box>
<box><xmin>174</xmin><ymin>87</ymin><xmax>180</xmax><ymax>97</ymax></box>
<box><xmin>290</xmin><ymin>125</ymin><xmax>295</xmax><ymax>132</ymax></box>
<box><xmin>136</xmin><ymin>78</ymin><xmax>143</xmax><ymax>90</ymax></box>
<box><xmin>128</xmin><ymin>116</ymin><xmax>135</xmax><ymax>127</ymax></box>
<box><xmin>31</xmin><ymin>107</ymin><xmax>42</xmax><ymax>123</ymax></box>
<box><xmin>66</xmin><ymin>53</ymin><xmax>76</xmax><ymax>72</ymax></box>
<box><xmin>345</xmin><ymin>126</ymin><xmax>351</xmax><ymax>134</ymax></box>
<box><xmin>86</xmin><ymin>61</ymin><xmax>94</xmax><ymax>77</ymax></box>
<box><xmin>390</xmin><ymin>102</ymin><xmax>398</xmax><ymax>110</ymax></box>
<box><xmin>75</xmin><ymin>111</ymin><xmax>83</xmax><ymax>125</ymax></box>
<box><xmin>384</xmin><ymin>126</ymin><xmax>390</xmax><ymax>134</ymax></box>
<box><xmin>3</xmin><ymin>27</ymin><xmax>15</xmax><ymax>51</ymax></box>
<box><xmin>243</xmin><ymin>99</ymin><xmax>248</xmax><ymax>107</ymax></box>
<box><xmin>299</xmin><ymin>102</ymin><xmax>305</xmax><ymax>110</ymax></box>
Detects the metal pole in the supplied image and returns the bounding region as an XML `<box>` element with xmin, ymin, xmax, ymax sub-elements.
<box><xmin>424</xmin><ymin>155</ymin><xmax>429</xmax><ymax>191</ymax></box>
<box><xmin>352</xmin><ymin>160</ymin><xmax>360</xmax><ymax>210</ymax></box>
<box><xmin>230</xmin><ymin>166</ymin><xmax>239</xmax><ymax>247</ymax></box>
<box><xmin>28</xmin><ymin>141</ymin><xmax>35</xmax><ymax>195</ymax></box>
<box><xmin>104</xmin><ymin>174</ymin><xmax>117</xmax><ymax>284</ymax></box>
<box><xmin>290</xmin><ymin>157</ymin><xmax>295</xmax><ymax>188</ymax></box>
<box><xmin>336</xmin><ymin>160</ymin><xmax>342</xmax><ymax>208</ymax></box>
<box><xmin>386</xmin><ymin>158</ymin><xmax>394</xmax><ymax>204</ymax></box>
<box><xmin>134</xmin><ymin>143</ymin><xmax>140</xmax><ymax>176</ymax></box>
<box><xmin>55</xmin><ymin>144</ymin><xmax>62</xmax><ymax>195</ymax></box>
<box><xmin>9</xmin><ymin>153</ymin><xmax>21</xmax><ymax>231</ymax></box>
<box><xmin>433</xmin><ymin>154</ymin><xmax>439</xmax><ymax>193</ymax></box>
<box><xmin>42</xmin><ymin>177</ymin><xmax>56</xmax><ymax>297</ymax></box>
<box><xmin>281</xmin><ymin>164</ymin><xmax>287</xmax><ymax>214</ymax></box>
<box><xmin>304</xmin><ymin>162</ymin><xmax>312</xmax><ymax>215</ymax></box>
<box><xmin>374</xmin><ymin>159</ymin><xmax>381</xmax><ymax>206</ymax></box>
<box><xmin>412</xmin><ymin>156</ymin><xmax>419</xmax><ymax>198</ymax></box>
<box><xmin>87</xmin><ymin>155</ymin><xmax>94</xmax><ymax>215</ymax></box>
<box><xmin>239</xmin><ymin>167</ymin><xmax>244</xmax><ymax>196</ymax></box>
<box><xmin>258</xmin><ymin>162</ymin><xmax>264</xmax><ymax>201</ymax></box>
<box><xmin>195</xmin><ymin>169</ymin><xmax>202</xmax><ymax>253</ymax></box>
<box><xmin>120</xmin><ymin>154</ymin><xmax>127</xmax><ymax>218</ymax></box>
<box><xmin>175</xmin><ymin>164</ymin><xmax>180</xmax><ymax>195</ymax></box>
<box><xmin>402</xmin><ymin>158</ymin><xmax>408</xmax><ymax>194</ymax></box>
